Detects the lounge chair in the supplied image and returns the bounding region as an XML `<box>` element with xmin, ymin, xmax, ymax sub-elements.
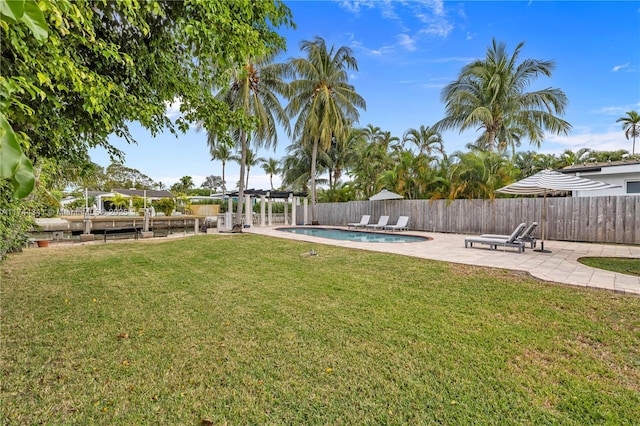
<box><xmin>347</xmin><ymin>215</ymin><xmax>371</xmax><ymax>229</ymax></box>
<box><xmin>464</xmin><ymin>222</ymin><xmax>527</xmax><ymax>253</ymax></box>
<box><xmin>480</xmin><ymin>222</ymin><xmax>538</xmax><ymax>248</ymax></box>
<box><xmin>366</xmin><ymin>215</ymin><xmax>389</xmax><ymax>230</ymax></box>
<box><xmin>384</xmin><ymin>215</ymin><xmax>409</xmax><ymax>232</ymax></box>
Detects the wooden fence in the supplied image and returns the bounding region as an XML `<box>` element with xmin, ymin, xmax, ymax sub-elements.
<box><xmin>301</xmin><ymin>196</ymin><xmax>639</xmax><ymax>245</ymax></box>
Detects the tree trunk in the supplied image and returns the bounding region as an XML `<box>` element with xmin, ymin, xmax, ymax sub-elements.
<box><xmin>221</xmin><ymin>161</ymin><xmax>226</xmax><ymax>194</ymax></box>
<box><xmin>310</xmin><ymin>138</ymin><xmax>318</xmax><ymax>224</ymax></box>
<box><xmin>236</xmin><ymin>132</ymin><xmax>247</xmax><ymax>226</ymax></box>
<box><xmin>487</xmin><ymin>130</ymin><xmax>496</xmax><ymax>152</ymax></box>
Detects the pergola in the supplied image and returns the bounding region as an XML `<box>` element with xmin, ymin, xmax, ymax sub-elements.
<box><xmin>224</xmin><ymin>189</ymin><xmax>309</xmax><ymax>228</ymax></box>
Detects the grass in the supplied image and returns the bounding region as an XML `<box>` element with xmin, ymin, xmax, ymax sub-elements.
<box><xmin>578</xmin><ymin>257</ymin><xmax>640</xmax><ymax>277</ymax></box>
<box><xmin>1</xmin><ymin>234</ymin><xmax>639</xmax><ymax>425</ymax></box>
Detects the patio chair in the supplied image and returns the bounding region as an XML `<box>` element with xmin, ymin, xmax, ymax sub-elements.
<box><xmin>347</xmin><ymin>215</ymin><xmax>371</xmax><ymax>229</ymax></box>
<box><xmin>480</xmin><ymin>222</ymin><xmax>538</xmax><ymax>248</ymax></box>
<box><xmin>464</xmin><ymin>222</ymin><xmax>527</xmax><ymax>253</ymax></box>
<box><xmin>384</xmin><ymin>216</ymin><xmax>409</xmax><ymax>232</ymax></box>
<box><xmin>366</xmin><ymin>215</ymin><xmax>389</xmax><ymax>230</ymax></box>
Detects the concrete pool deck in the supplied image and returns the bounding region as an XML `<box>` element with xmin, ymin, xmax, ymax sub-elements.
<box><xmin>245</xmin><ymin>226</ymin><xmax>640</xmax><ymax>296</ymax></box>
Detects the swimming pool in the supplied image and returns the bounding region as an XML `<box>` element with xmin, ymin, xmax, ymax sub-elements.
<box><xmin>277</xmin><ymin>227</ymin><xmax>429</xmax><ymax>243</ymax></box>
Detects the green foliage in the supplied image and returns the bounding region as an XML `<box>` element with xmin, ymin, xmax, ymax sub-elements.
<box><xmin>0</xmin><ymin>113</ymin><xmax>35</xmax><ymax>198</ymax></box>
<box><xmin>152</xmin><ymin>197</ymin><xmax>175</xmax><ymax>216</ymax></box>
<box><xmin>616</xmin><ymin>111</ymin><xmax>640</xmax><ymax>155</ymax></box>
<box><xmin>435</xmin><ymin>39</ymin><xmax>571</xmax><ymax>153</ymax></box>
<box><xmin>170</xmin><ymin>176</ymin><xmax>194</xmax><ymax>194</ymax></box>
<box><xmin>0</xmin><ymin>180</ymin><xmax>34</xmax><ymax>259</ymax></box>
<box><xmin>0</xmin><ymin>0</ymin><xmax>47</xmax><ymax>198</ymax></box>
<box><xmin>2</xmin><ymin>0</ymin><xmax>293</xmax><ymax>177</ymax></box>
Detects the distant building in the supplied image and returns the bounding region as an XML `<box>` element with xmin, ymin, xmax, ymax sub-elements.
<box><xmin>86</xmin><ymin>189</ymin><xmax>175</xmax><ymax>212</ymax></box>
<box><xmin>560</xmin><ymin>159</ymin><xmax>640</xmax><ymax>197</ymax></box>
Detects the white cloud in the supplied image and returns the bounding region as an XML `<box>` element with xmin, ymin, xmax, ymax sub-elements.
<box><xmin>397</xmin><ymin>33</ymin><xmax>417</xmax><ymax>51</ymax></box>
<box><xmin>341</xmin><ymin>0</ymin><xmax>454</xmax><ymax>40</ymax></box>
<box><xmin>595</xmin><ymin>103</ymin><xmax>640</xmax><ymax>116</ymax></box>
<box><xmin>164</xmin><ymin>98</ymin><xmax>182</xmax><ymax>120</ymax></box>
<box><xmin>350</xmin><ymin>40</ymin><xmax>395</xmax><ymax>57</ymax></box>
<box><xmin>611</xmin><ymin>62</ymin><xmax>630</xmax><ymax>72</ymax></box>
<box><xmin>542</xmin><ymin>130</ymin><xmax>632</xmax><ymax>154</ymax></box>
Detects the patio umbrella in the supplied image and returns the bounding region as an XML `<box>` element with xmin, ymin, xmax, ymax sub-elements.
<box><xmin>496</xmin><ymin>170</ymin><xmax>619</xmax><ymax>252</ymax></box>
<box><xmin>369</xmin><ymin>189</ymin><xmax>403</xmax><ymax>201</ymax></box>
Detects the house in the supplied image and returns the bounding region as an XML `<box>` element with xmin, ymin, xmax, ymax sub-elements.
<box><xmin>86</xmin><ymin>189</ymin><xmax>175</xmax><ymax>213</ymax></box>
<box><xmin>560</xmin><ymin>159</ymin><xmax>640</xmax><ymax>197</ymax></box>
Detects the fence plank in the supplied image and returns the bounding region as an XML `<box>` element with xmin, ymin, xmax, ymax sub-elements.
<box><xmin>313</xmin><ymin>196</ymin><xmax>638</xmax><ymax>244</ymax></box>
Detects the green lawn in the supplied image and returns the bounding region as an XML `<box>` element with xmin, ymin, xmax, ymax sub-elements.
<box><xmin>578</xmin><ymin>256</ymin><xmax>640</xmax><ymax>277</ymax></box>
<box><xmin>2</xmin><ymin>235</ymin><xmax>639</xmax><ymax>425</ymax></box>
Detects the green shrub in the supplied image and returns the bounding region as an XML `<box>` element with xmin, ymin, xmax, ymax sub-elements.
<box><xmin>0</xmin><ymin>180</ymin><xmax>34</xmax><ymax>260</ymax></box>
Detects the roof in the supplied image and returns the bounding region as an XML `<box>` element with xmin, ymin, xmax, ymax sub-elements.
<box><xmin>226</xmin><ymin>189</ymin><xmax>308</xmax><ymax>199</ymax></box>
<box><xmin>560</xmin><ymin>159</ymin><xmax>640</xmax><ymax>173</ymax></box>
<box><xmin>111</xmin><ymin>189</ymin><xmax>175</xmax><ymax>198</ymax></box>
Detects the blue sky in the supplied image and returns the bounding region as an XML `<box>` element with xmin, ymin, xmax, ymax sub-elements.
<box><xmin>89</xmin><ymin>0</ymin><xmax>640</xmax><ymax>189</ymax></box>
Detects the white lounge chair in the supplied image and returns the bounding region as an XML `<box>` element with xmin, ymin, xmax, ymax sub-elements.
<box><xmin>481</xmin><ymin>222</ymin><xmax>538</xmax><ymax>248</ymax></box>
<box><xmin>384</xmin><ymin>216</ymin><xmax>409</xmax><ymax>232</ymax></box>
<box><xmin>366</xmin><ymin>215</ymin><xmax>389</xmax><ymax>230</ymax></box>
<box><xmin>347</xmin><ymin>215</ymin><xmax>371</xmax><ymax>229</ymax></box>
<box><xmin>464</xmin><ymin>222</ymin><xmax>527</xmax><ymax>253</ymax></box>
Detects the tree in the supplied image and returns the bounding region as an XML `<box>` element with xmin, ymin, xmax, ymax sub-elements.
<box><xmin>261</xmin><ymin>158</ymin><xmax>281</xmax><ymax>190</ymax></box>
<box><xmin>102</xmin><ymin>163</ymin><xmax>157</xmax><ymax>191</ymax></box>
<box><xmin>2</xmin><ymin>0</ymin><xmax>292</xmax><ymax>194</ymax></box>
<box><xmin>402</xmin><ymin>125</ymin><xmax>444</xmax><ymax>157</ymax></box>
<box><xmin>616</xmin><ymin>111</ymin><xmax>640</xmax><ymax>155</ymax></box>
<box><xmin>209</xmin><ymin>142</ymin><xmax>233</xmax><ymax>194</ymax></box>
<box><xmin>286</xmin><ymin>37</ymin><xmax>366</xmax><ymax>223</ymax></box>
<box><xmin>201</xmin><ymin>175</ymin><xmax>223</xmax><ymax>193</ymax></box>
<box><xmin>213</xmin><ymin>52</ymin><xmax>290</xmax><ymax>226</ymax></box>
<box><xmin>242</xmin><ymin>149</ymin><xmax>265</xmax><ymax>189</ymax></box>
<box><xmin>0</xmin><ymin>0</ymin><xmax>48</xmax><ymax>198</ymax></box>
<box><xmin>170</xmin><ymin>176</ymin><xmax>194</xmax><ymax>195</ymax></box>
<box><xmin>436</xmin><ymin>39</ymin><xmax>571</xmax><ymax>152</ymax></box>
<box><xmin>447</xmin><ymin>151</ymin><xmax>517</xmax><ymax>199</ymax></box>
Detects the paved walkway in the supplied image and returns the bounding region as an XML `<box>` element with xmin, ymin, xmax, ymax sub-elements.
<box><xmin>245</xmin><ymin>226</ymin><xmax>640</xmax><ymax>295</ymax></box>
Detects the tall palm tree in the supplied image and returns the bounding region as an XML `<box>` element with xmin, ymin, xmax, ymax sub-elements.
<box><xmin>286</xmin><ymin>36</ymin><xmax>366</xmax><ymax>223</ymax></box>
<box><xmin>261</xmin><ymin>157</ymin><xmax>281</xmax><ymax>190</ymax></box>
<box><xmin>616</xmin><ymin>111</ymin><xmax>640</xmax><ymax>155</ymax></box>
<box><xmin>402</xmin><ymin>125</ymin><xmax>444</xmax><ymax>157</ymax></box>
<box><xmin>436</xmin><ymin>39</ymin><xmax>571</xmax><ymax>152</ymax></box>
<box><xmin>215</xmin><ymin>52</ymin><xmax>290</xmax><ymax>226</ymax></box>
<box><xmin>209</xmin><ymin>141</ymin><xmax>233</xmax><ymax>194</ymax></box>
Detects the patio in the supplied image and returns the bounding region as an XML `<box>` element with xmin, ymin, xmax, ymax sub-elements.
<box><xmin>246</xmin><ymin>226</ymin><xmax>640</xmax><ymax>295</ymax></box>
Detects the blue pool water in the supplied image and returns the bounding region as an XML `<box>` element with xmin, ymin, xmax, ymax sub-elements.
<box><xmin>277</xmin><ymin>227</ymin><xmax>429</xmax><ymax>243</ymax></box>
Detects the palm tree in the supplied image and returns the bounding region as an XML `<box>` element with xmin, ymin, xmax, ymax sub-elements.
<box><xmin>243</xmin><ymin>148</ymin><xmax>265</xmax><ymax>189</ymax></box>
<box><xmin>260</xmin><ymin>157</ymin><xmax>281</xmax><ymax>190</ymax></box>
<box><xmin>436</xmin><ymin>39</ymin><xmax>571</xmax><ymax>152</ymax></box>
<box><xmin>558</xmin><ymin>148</ymin><xmax>592</xmax><ymax>168</ymax></box>
<box><xmin>209</xmin><ymin>142</ymin><xmax>233</xmax><ymax>194</ymax></box>
<box><xmin>286</xmin><ymin>36</ymin><xmax>366</xmax><ymax>223</ymax></box>
<box><xmin>402</xmin><ymin>125</ymin><xmax>444</xmax><ymax>157</ymax></box>
<box><xmin>447</xmin><ymin>151</ymin><xmax>516</xmax><ymax>200</ymax></box>
<box><xmin>616</xmin><ymin>111</ymin><xmax>640</xmax><ymax>155</ymax></box>
<box><xmin>214</xmin><ymin>52</ymin><xmax>290</xmax><ymax>226</ymax></box>
<box><xmin>281</xmin><ymin>138</ymin><xmax>330</xmax><ymax>192</ymax></box>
